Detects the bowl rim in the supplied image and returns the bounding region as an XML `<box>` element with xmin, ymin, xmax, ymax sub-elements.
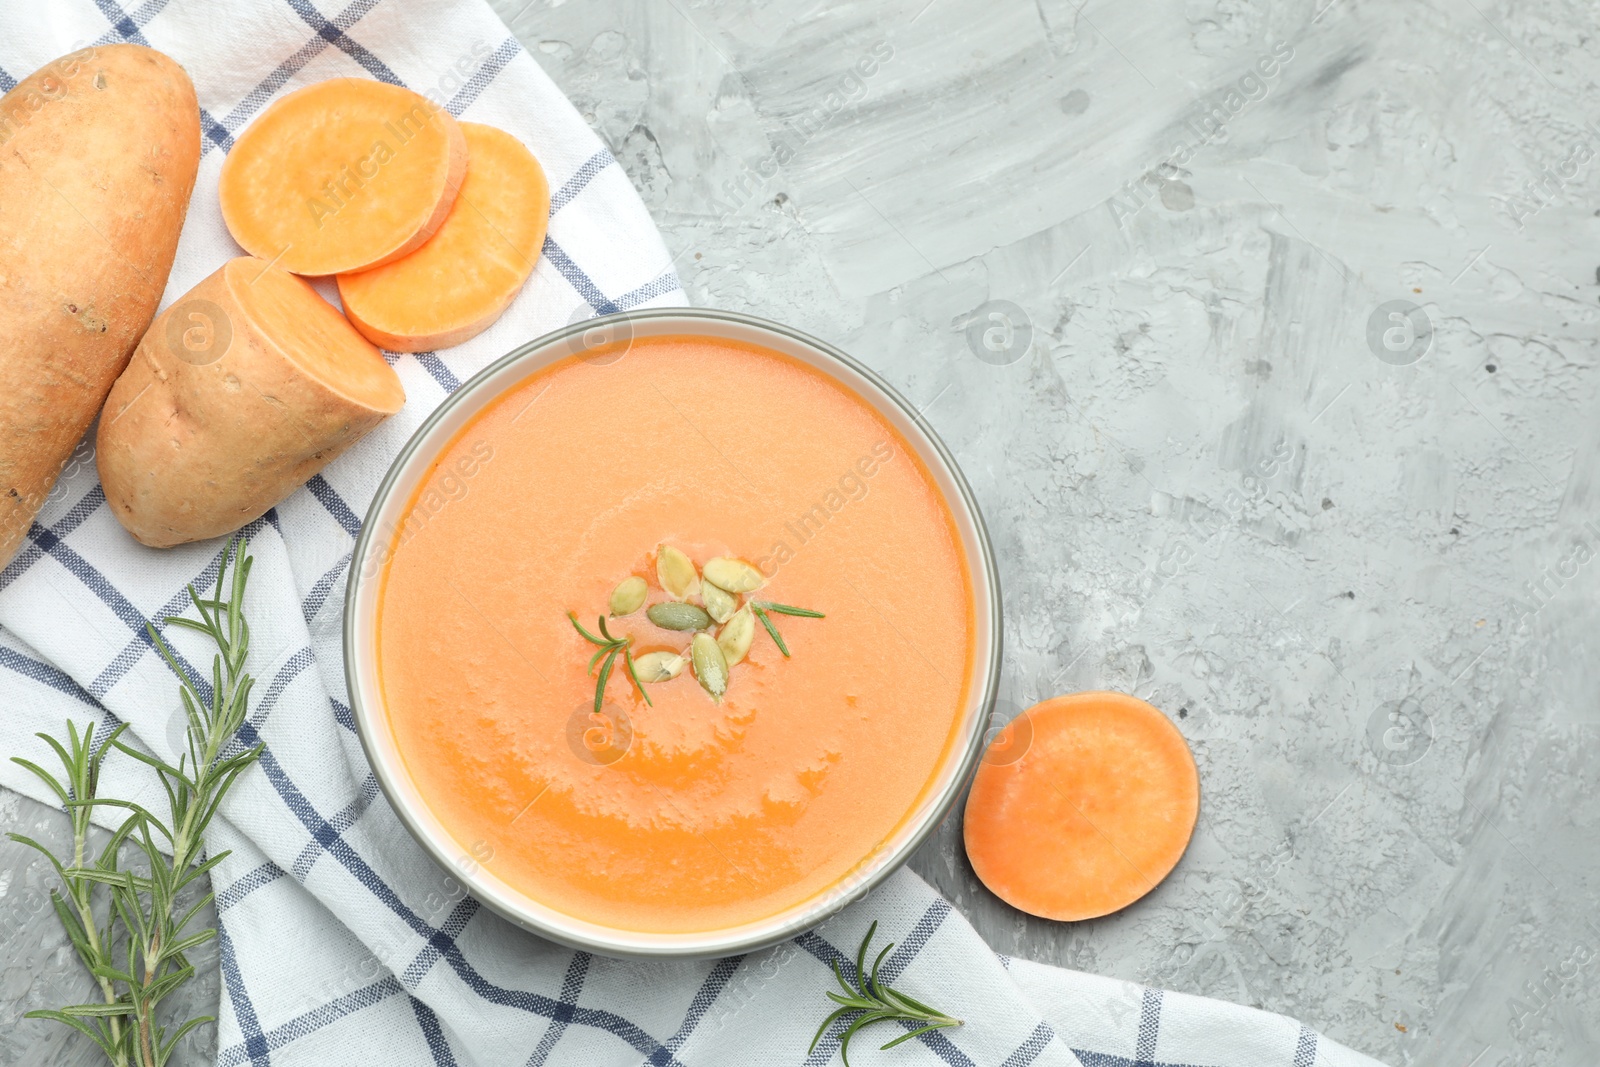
<box><xmin>343</xmin><ymin>306</ymin><xmax>1003</xmax><ymax>958</ymax></box>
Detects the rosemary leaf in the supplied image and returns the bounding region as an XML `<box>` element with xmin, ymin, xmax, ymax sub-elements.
<box><xmin>753</xmin><ymin>600</ymin><xmax>825</xmax><ymax>618</ymax></box>
<box><xmin>879</xmin><ymin>1018</ymin><xmax>962</xmax><ymax>1050</ymax></box>
<box><xmin>568</xmin><ymin>612</ymin><xmax>607</xmax><ymax>646</ymax></box>
<box><xmin>751</xmin><ymin>604</ymin><xmax>790</xmax><ymax>657</ymax></box>
<box><xmin>623</xmin><ymin>649</ymin><xmax>653</xmax><ymax>707</ymax></box>
<box><xmin>595</xmin><ymin>647</ymin><xmax>620</xmax><ymax>716</ymax></box>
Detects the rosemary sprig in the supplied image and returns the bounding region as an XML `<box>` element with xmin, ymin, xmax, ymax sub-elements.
<box><xmin>9</xmin><ymin>719</ymin><xmax>138</xmax><ymax>1063</ymax></box>
<box><xmin>9</xmin><ymin>536</ymin><xmax>263</xmax><ymax>1067</ymax></box>
<box><xmin>749</xmin><ymin>600</ymin><xmax>824</xmax><ymax>658</ymax></box>
<box><xmin>568</xmin><ymin>613</ymin><xmax>651</xmax><ymax>711</ymax></box>
<box><xmin>809</xmin><ymin>921</ymin><xmax>962</xmax><ymax>1066</ymax></box>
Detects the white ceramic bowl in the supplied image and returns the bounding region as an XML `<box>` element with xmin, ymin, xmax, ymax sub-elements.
<box><xmin>344</xmin><ymin>308</ymin><xmax>1002</xmax><ymax>958</ymax></box>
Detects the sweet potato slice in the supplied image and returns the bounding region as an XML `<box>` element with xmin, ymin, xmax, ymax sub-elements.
<box><xmin>97</xmin><ymin>256</ymin><xmax>405</xmax><ymax>547</ymax></box>
<box><xmin>963</xmin><ymin>691</ymin><xmax>1199</xmax><ymax>921</ymax></box>
<box><xmin>336</xmin><ymin>122</ymin><xmax>549</xmax><ymax>351</ymax></box>
<box><xmin>219</xmin><ymin>78</ymin><xmax>467</xmax><ymax>276</ymax></box>
<box><xmin>0</xmin><ymin>45</ymin><xmax>200</xmax><ymax>567</ymax></box>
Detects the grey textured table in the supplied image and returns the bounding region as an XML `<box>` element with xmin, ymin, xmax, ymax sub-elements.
<box><xmin>5</xmin><ymin>1</ymin><xmax>1598</xmax><ymax>1065</ymax></box>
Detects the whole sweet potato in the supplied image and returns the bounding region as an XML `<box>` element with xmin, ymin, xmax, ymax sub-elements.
<box><xmin>0</xmin><ymin>44</ymin><xmax>200</xmax><ymax>567</ymax></box>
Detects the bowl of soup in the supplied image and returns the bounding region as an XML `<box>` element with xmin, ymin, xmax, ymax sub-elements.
<box><xmin>345</xmin><ymin>308</ymin><xmax>1001</xmax><ymax>957</ymax></box>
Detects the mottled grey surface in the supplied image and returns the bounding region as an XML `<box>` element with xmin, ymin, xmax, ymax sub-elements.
<box><xmin>5</xmin><ymin>0</ymin><xmax>1599</xmax><ymax>1064</ymax></box>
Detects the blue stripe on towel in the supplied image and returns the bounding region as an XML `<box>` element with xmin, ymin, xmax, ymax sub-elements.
<box><xmin>302</xmin><ymin>553</ymin><xmax>351</xmax><ymax>624</ymax></box>
<box><xmin>663</xmin><ymin>955</ymin><xmax>744</xmax><ymax>1054</ymax></box>
<box><xmin>217</xmin><ymin>975</ymin><xmax>405</xmax><ymax>1067</ymax></box>
<box><xmin>1136</xmin><ymin>989</ymin><xmax>1163</xmax><ymax>1061</ymax></box>
<box><xmin>445</xmin><ymin>37</ymin><xmax>520</xmax><ymax>117</ymax></box>
<box><xmin>1071</xmin><ymin>1055</ymin><xmax>1210</xmax><ymax>1067</ymax></box>
<box><xmin>331</xmin><ymin>698</ymin><xmax>358</xmax><ymax>734</ymax></box>
<box><xmin>0</xmin><ymin>487</ymin><xmax>106</xmax><ymax>594</ymax></box>
<box><xmin>542</xmin><ymin>237</ymin><xmax>621</xmax><ymax>315</ymax></box>
<box><xmin>305</xmin><ymin>475</ymin><xmax>363</xmax><ymax>537</ymax></box>
<box><xmin>1000</xmin><ymin>1022</ymin><xmax>1057</xmax><ymax>1067</ymax></box>
<box><xmin>89</xmin><ymin>0</ymin><xmax>149</xmax><ymax>47</ymax></box>
<box><xmin>0</xmin><ymin>644</ymin><xmax>101</xmax><ymax>707</ymax></box>
<box><xmin>1068</xmin><ymin>995</ymin><xmax>1213</xmax><ymax>1067</ymax></box>
<box><xmin>550</xmin><ymin>150</ymin><xmax>619</xmax><ymax>214</ymax></box>
<box><xmin>616</xmin><ymin>269</ymin><xmax>685</xmax><ymax>310</ymax></box>
<box><xmin>402</xmin><ymin>896</ymin><xmax>480</xmax><ymax>987</ymax></box>
<box><xmin>282</xmin><ymin>0</ymin><xmax>402</xmax><ymax>84</ymax></box>
<box><xmin>217</xmin><ymin>862</ymin><xmax>288</xmax><ymax>913</ymax></box>
<box><xmin>216</xmin><ymin>922</ymin><xmax>273</xmax><ymax>1065</ymax></box>
<box><xmin>410</xmin><ymin>995</ymin><xmax>461</xmax><ymax>1067</ymax></box>
<box><xmin>526</xmin><ymin>952</ymin><xmax>593</xmax><ymax>1067</ymax></box>
<box><xmin>413</xmin><ymin>352</ymin><xmax>464</xmax><ymax>394</ymax></box>
<box><xmin>255</xmin><ymin>647</ymin><xmax>317</xmax><ymax>729</ymax></box>
<box><xmin>1294</xmin><ymin>1025</ymin><xmax>1319</xmax><ymax>1067</ymax></box>
<box><xmin>289</xmin><ymin>772</ymin><xmax>377</xmax><ymax>880</ymax></box>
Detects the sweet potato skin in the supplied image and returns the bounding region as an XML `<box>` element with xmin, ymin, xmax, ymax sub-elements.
<box><xmin>0</xmin><ymin>45</ymin><xmax>200</xmax><ymax>566</ymax></box>
<box><xmin>96</xmin><ymin>258</ymin><xmax>404</xmax><ymax>548</ymax></box>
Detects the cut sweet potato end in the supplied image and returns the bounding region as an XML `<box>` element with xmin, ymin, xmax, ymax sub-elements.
<box><xmin>963</xmin><ymin>691</ymin><xmax>1199</xmax><ymax>921</ymax></box>
<box><xmin>336</xmin><ymin>122</ymin><xmax>550</xmax><ymax>352</ymax></box>
<box><xmin>223</xmin><ymin>257</ymin><xmax>404</xmax><ymax>414</ymax></box>
<box><xmin>219</xmin><ymin>78</ymin><xmax>467</xmax><ymax>277</ymax></box>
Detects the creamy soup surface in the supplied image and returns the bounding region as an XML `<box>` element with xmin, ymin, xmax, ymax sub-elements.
<box><xmin>377</xmin><ymin>334</ymin><xmax>974</xmax><ymax>933</ymax></box>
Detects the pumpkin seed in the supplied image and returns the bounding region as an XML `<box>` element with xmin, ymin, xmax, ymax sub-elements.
<box><xmin>701</xmin><ymin>581</ymin><xmax>738</xmax><ymax>624</ymax></box>
<box><xmin>717</xmin><ymin>606</ymin><xmax>755</xmax><ymax>666</ymax></box>
<box><xmin>691</xmin><ymin>632</ymin><xmax>729</xmax><ymax>699</ymax></box>
<box><xmin>631</xmin><ymin>651</ymin><xmax>685</xmax><ymax>682</ymax></box>
<box><xmin>702</xmin><ymin>556</ymin><xmax>765</xmax><ymax>594</ymax></box>
<box><xmin>647</xmin><ymin>601</ymin><xmax>712</xmax><ymax>631</ymax></box>
<box><xmin>608</xmin><ymin>576</ymin><xmax>647</xmax><ymax>616</ymax></box>
<box><xmin>656</xmin><ymin>545</ymin><xmax>700</xmax><ymax>600</ymax></box>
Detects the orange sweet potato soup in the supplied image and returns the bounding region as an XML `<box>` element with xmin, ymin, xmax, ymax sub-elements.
<box><xmin>376</xmin><ymin>334</ymin><xmax>974</xmax><ymax>933</ymax></box>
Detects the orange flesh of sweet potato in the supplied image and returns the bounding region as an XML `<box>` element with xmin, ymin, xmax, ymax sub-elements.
<box><xmin>218</xmin><ymin>78</ymin><xmax>466</xmax><ymax>277</ymax></box>
<box><xmin>97</xmin><ymin>257</ymin><xmax>404</xmax><ymax>547</ymax></box>
<box><xmin>963</xmin><ymin>691</ymin><xmax>1199</xmax><ymax>921</ymax></box>
<box><xmin>242</xmin><ymin>259</ymin><xmax>403</xmax><ymax>406</ymax></box>
<box><xmin>0</xmin><ymin>44</ymin><xmax>200</xmax><ymax>567</ymax></box>
<box><xmin>336</xmin><ymin>122</ymin><xmax>549</xmax><ymax>352</ymax></box>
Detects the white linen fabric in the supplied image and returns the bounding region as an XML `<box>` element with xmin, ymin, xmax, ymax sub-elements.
<box><xmin>0</xmin><ymin>3</ymin><xmax>1389</xmax><ymax>1065</ymax></box>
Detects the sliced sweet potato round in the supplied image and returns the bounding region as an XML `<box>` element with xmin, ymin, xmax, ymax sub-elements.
<box><xmin>963</xmin><ymin>691</ymin><xmax>1199</xmax><ymax>921</ymax></box>
<box><xmin>219</xmin><ymin>78</ymin><xmax>466</xmax><ymax>276</ymax></box>
<box><xmin>97</xmin><ymin>256</ymin><xmax>405</xmax><ymax>547</ymax></box>
<box><xmin>336</xmin><ymin>122</ymin><xmax>549</xmax><ymax>351</ymax></box>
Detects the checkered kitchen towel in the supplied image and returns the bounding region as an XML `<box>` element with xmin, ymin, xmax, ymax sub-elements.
<box><xmin>0</xmin><ymin>3</ymin><xmax>1391</xmax><ymax>1066</ymax></box>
